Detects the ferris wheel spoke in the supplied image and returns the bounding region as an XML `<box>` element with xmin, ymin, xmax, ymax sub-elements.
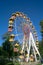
<box><xmin>15</xmin><ymin>33</ymin><xmax>23</xmax><ymax>36</ymax></box>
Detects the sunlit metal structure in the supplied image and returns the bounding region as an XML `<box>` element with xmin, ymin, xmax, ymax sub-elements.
<box><xmin>8</xmin><ymin>12</ymin><xmax>41</xmax><ymax>62</ymax></box>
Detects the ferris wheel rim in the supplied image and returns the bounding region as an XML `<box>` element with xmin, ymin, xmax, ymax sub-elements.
<box><xmin>8</xmin><ymin>12</ymin><xmax>39</xmax><ymax>43</ymax></box>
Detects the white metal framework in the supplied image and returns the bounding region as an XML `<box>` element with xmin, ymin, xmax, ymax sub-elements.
<box><xmin>8</xmin><ymin>12</ymin><xmax>41</xmax><ymax>62</ymax></box>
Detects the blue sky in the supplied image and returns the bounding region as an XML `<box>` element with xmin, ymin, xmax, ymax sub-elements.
<box><xmin>0</xmin><ymin>0</ymin><xmax>43</xmax><ymax>46</ymax></box>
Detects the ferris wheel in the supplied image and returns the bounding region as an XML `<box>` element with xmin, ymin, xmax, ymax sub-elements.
<box><xmin>8</xmin><ymin>12</ymin><xmax>41</xmax><ymax>62</ymax></box>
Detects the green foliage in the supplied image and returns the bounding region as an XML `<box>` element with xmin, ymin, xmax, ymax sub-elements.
<box><xmin>2</xmin><ymin>32</ymin><xmax>10</xmax><ymax>40</ymax></box>
<box><xmin>40</xmin><ymin>20</ymin><xmax>43</xmax><ymax>27</ymax></box>
<box><xmin>0</xmin><ymin>57</ymin><xmax>8</xmax><ymax>65</ymax></box>
<box><xmin>0</xmin><ymin>46</ymin><xmax>3</xmax><ymax>56</ymax></box>
<box><xmin>39</xmin><ymin>41</ymin><xmax>43</xmax><ymax>58</ymax></box>
<box><xmin>14</xmin><ymin>60</ymin><xmax>20</xmax><ymax>65</ymax></box>
<box><xmin>6</xmin><ymin>62</ymin><xmax>14</xmax><ymax>65</ymax></box>
<box><xmin>39</xmin><ymin>20</ymin><xmax>43</xmax><ymax>58</ymax></box>
<box><xmin>37</xmin><ymin>63</ymin><xmax>41</xmax><ymax>65</ymax></box>
<box><xmin>1</xmin><ymin>32</ymin><xmax>21</xmax><ymax>65</ymax></box>
<box><xmin>0</xmin><ymin>57</ymin><xmax>14</xmax><ymax>65</ymax></box>
<box><xmin>2</xmin><ymin>39</ymin><xmax>14</xmax><ymax>59</ymax></box>
<box><xmin>40</xmin><ymin>20</ymin><xmax>43</xmax><ymax>40</ymax></box>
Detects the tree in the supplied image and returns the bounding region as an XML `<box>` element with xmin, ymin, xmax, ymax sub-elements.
<box><xmin>2</xmin><ymin>32</ymin><xmax>14</xmax><ymax>59</ymax></box>
<box><xmin>39</xmin><ymin>20</ymin><xmax>43</xmax><ymax>58</ymax></box>
<box><xmin>39</xmin><ymin>41</ymin><xmax>43</xmax><ymax>58</ymax></box>
<box><xmin>40</xmin><ymin>20</ymin><xmax>43</xmax><ymax>40</ymax></box>
<box><xmin>0</xmin><ymin>46</ymin><xmax>3</xmax><ymax>56</ymax></box>
<box><xmin>2</xmin><ymin>39</ymin><xmax>14</xmax><ymax>60</ymax></box>
<box><xmin>2</xmin><ymin>32</ymin><xmax>10</xmax><ymax>40</ymax></box>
